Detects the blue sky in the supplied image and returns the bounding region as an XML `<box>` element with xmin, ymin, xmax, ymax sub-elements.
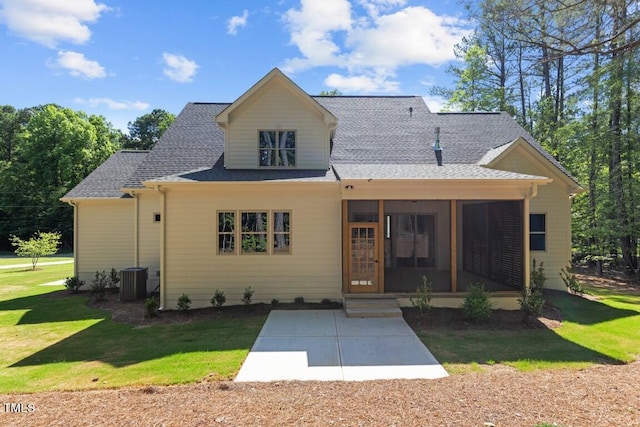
<box><xmin>0</xmin><ymin>0</ymin><xmax>473</xmax><ymax>132</ymax></box>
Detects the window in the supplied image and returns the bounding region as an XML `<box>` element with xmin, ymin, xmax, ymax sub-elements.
<box><xmin>153</xmin><ymin>213</ymin><xmax>161</xmax><ymax>223</ymax></box>
<box><xmin>218</xmin><ymin>212</ymin><xmax>235</xmax><ymax>254</ymax></box>
<box><xmin>273</xmin><ymin>211</ymin><xmax>291</xmax><ymax>254</ymax></box>
<box><xmin>241</xmin><ymin>212</ymin><xmax>268</xmax><ymax>253</ymax></box>
<box><xmin>530</xmin><ymin>214</ymin><xmax>546</xmax><ymax>251</ymax></box>
<box><xmin>259</xmin><ymin>130</ymin><xmax>296</xmax><ymax>167</ymax></box>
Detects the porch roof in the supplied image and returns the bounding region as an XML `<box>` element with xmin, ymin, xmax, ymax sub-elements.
<box><xmin>332</xmin><ymin>163</ymin><xmax>550</xmax><ymax>182</ymax></box>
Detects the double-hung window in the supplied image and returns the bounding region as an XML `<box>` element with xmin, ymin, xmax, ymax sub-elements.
<box><xmin>530</xmin><ymin>213</ymin><xmax>546</xmax><ymax>251</ymax></box>
<box><xmin>259</xmin><ymin>130</ymin><xmax>296</xmax><ymax>167</ymax></box>
<box><xmin>217</xmin><ymin>210</ymin><xmax>291</xmax><ymax>255</ymax></box>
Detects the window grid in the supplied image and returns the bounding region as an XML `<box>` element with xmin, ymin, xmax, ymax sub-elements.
<box><xmin>241</xmin><ymin>211</ymin><xmax>268</xmax><ymax>254</ymax></box>
<box><xmin>273</xmin><ymin>211</ymin><xmax>291</xmax><ymax>254</ymax></box>
<box><xmin>530</xmin><ymin>213</ymin><xmax>546</xmax><ymax>251</ymax></box>
<box><xmin>217</xmin><ymin>211</ymin><xmax>236</xmax><ymax>254</ymax></box>
<box><xmin>259</xmin><ymin>130</ymin><xmax>296</xmax><ymax>168</ymax></box>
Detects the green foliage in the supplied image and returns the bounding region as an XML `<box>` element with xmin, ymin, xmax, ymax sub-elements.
<box><xmin>294</xmin><ymin>296</ymin><xmax>305</xmax><ymax>304</ymax></box>
<box><xmin>271</xmin><ymin>298</ymin><xmax>279</xmax><ymax>306</ymax></box>
<box><xmin>90</xmin><ymin>271</ymin><xmax>108</xmax><ymax>301</ymax></box>
<box><xmin>242</xmin><ymin>287</ymin><xmax>254</xmax><ymax>305</ymax></box>
<box><xmin>64</xmin><ymin>276</ymin><xmax>84</xmax><ymax>293</ymax></box>
<box><xmin>211</xmin><ymin>289</ymin><xmax>226</xmax><ymax>309</ymax></box>
<box><xmin>176</xmin><ymin>293</ymin><xmax>191</xmax><ymax>313</ymax></box>
<box><xmin>144</xmin><ymin>297</ymin><xmax>159</xmax><ymax>318</ymax></box>
<box><xmin>520</xmin><ymin>260</ymin><xmax>547</xmax><ymax>318</ymax></box>
<box><xmin>321</xmin><ymin>298</ymin><xmax>333</xmax><ymax>305</ymax></box>
<box><xmin>560</xmin><ymin>265</ymin><xmax>585</xmax><ymax>296</ymax></box>
<box><xmin>108</xmin><ymin>268</ymin><xmax>120</xmax><ymax>293</ymax></box>
<box><xmin>125</xmin><ymin>109</ymin><xmax>175</xmax><ymax>150</ymax></box>
<box><xmin>9</xmin><ymin>231</ymin><xmax>61</xmax><ymax>270</ymax></box>
<box><xmin>410</xmin><ymin>275</ymin><xmax>433</xmax><ymax>317</ymax></box>
<box><xmin>461</xmin><ymin>283</ymin><xmax>494</xmax><ymax>323</ymax></box>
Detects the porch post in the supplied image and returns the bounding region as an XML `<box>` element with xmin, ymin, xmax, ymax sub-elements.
<box><xmin>378</xmin><ymin>200</ymin><xmax>385</xmax><ymax>293</ymax></box>
<box><xmin>523</xmin><ymin>196</ymin><xmax>531</xmax><ymax>288</ymax></box>
<box><xmin>342</xmin><ymin>200</ymin><xmax>349</xmax><ymax>294</ymax></box>
<box><xmin>450</xmin><ymin>200</ymin><xmax>457</xmax><ymax>292</ymax></box>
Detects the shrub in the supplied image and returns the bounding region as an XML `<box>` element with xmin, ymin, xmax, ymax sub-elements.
<box><xmin>410</xmin><ymin>275</ymin><xmax>433</xmax><ymax>318</ymax></box>
<box><xmin>321</xmin><ymin>298</ymin><xmax>332</xmax><ymax>305</ymax></box>
<box><xmin>211</xmin><ymin>289</ymin><xmax>226</xmax><ymax>309</ymax></box>
<box><xmin>520</xmin><ymin>259</ymin><xmax>547</xmax><ymax>319</ymax></box>
<box><xmin>64</xmin><ymin>276</ymin><xmax>85</xmax><ymax>293</ymax></box>
<box><xmin>144</xmin><ymin>297</ymin><xmax>159</xmax><ymax>318</ymax></box>
<box><xmin>90</xmin><ymin>270</ymin><xmax>108</xmax><ymax>301</ymax></box>
<box><xmin>461</xmin><ymin>283</ymin><xmax>494</xmax><ymax>323</ymax></box>
<box><xmin>271</xmin><ymin>298</ymin><xmax>280</xmax><ymax>306</ymax></box>
<box><xmin>560</xmin><ymin>265</ymin><xmax>585</xmax><ymax>296</ymax></box>
<box><xmin>294</xmin><ymin>296</ymin><xmax>305</xmax><ymax>304</ymax></box>
<box><xmin>242</xmin><ymin>287</ymin><xmax>254</xmax><ymax>305</ymax></box>
<box><xmin>108</xmin><ymin>268</ymin><xmax>120</xmax><ymax>293</ymax></box>
<box><xmin>176</xmin><ymin>293</ymin><xmax>191</xmax><ymax>313</ymax></box>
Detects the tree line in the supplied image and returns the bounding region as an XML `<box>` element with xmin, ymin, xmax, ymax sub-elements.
<box><xmin>0</xmin><ymin>105</ymin><xmax>174</xmax><ymax>252</ymax></box>
<box><xmin>434</xmin><ymin>0</ymin><xmax>639</xmax><ymax>276</ymax></box>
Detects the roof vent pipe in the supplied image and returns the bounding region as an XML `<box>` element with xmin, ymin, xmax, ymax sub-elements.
<box><xmin>433</xmin><ymin>127</ymin><xmax>443</xmax><ymax>166</ymax></box>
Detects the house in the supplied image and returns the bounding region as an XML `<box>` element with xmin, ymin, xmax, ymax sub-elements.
<box><xmin>62</xmin><ymin>68</ymin><xmax>583</xmax><ymax>310</ymax></box>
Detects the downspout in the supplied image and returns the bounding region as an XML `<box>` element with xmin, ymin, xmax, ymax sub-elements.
<box><xmin>65</xmin><ymin>201</ymin><xmax>79</xmax><ymax>277</ymax></box>
<box><xmin>131</xmin><ymin>191</ymin><xmax>139</xmax><ymax>267</ymax></box>
<box><xmin>154</xmin><ymin>185</ymin><xmax>167</xmax><ymax>310</ymax></box>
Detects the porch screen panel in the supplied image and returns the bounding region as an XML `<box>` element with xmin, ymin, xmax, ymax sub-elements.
<box><xmin>487</xmin><ymin>202</ymin><xmax>524</xmax><ymax>289</ymax></box>
<box><xmin>462</xmin><ymin>204</ymin><xmax>488</xmax><ymax>277</ymax></box>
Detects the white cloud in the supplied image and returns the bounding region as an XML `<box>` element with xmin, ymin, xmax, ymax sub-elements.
<box><xmin>227</xmin><ymin>10</ymin><xmax>248</xmax><ymax>35</ymax></box>
<box><xmin>0</xmin><ymin>0</ymin><xmax>109</xmax><ymax>48</ymax></box>
<box><xmin>74</xmin><ymin>97</ymin><xmax>149</xmax><ymax>111</ymax></box>
<box><xmin>422</xmin><ymin>95</ymin><xmax>446</xmax><ymax>112</ymax></box>
<box><xmin>325</xmin><ymin>72</ymin><xmax>399</xmax><ymax>92</ymax></box>
<box><xmin>282</xmin><ymin>1</ymin><xmax>472</xmax><ymax>93</ymax></box>
<box><xmin>162</xmin><ymin>53</ymin><xmax>199</xmax><ymax>83</ymax></box>
<box><xmin>51</xmin><ymin>50</ymin><xmax>106</xmax><ymax>79</ymax></box>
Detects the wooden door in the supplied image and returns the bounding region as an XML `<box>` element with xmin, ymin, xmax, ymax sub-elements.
<box><xmin>348</xmin><ymin>224</ymin><xmax>379</xmax><ymax>293</ymax></box>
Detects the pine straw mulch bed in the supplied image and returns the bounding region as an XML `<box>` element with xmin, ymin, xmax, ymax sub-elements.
<box><xmin>5</xmin><ymin>274</ymin><xmax>639</xmax><ymax>426</ymax></box>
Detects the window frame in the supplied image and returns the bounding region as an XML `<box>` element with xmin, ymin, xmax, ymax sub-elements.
<box><xmin>217</xmin><ymin>211</ymin><xmax>237</xmax><ymax>255</ymax></box>
<box><xmin>240</xmin><ymin>211</ymin><xmax>269</xmax><ymax>255</ymax></box>
<box><xmin>272</xmin><ymin>211</ymin><xmax>292</xmax><ymax>255</ymax></box>
<box><xmin>258</xmin><ymin>130</ymin><xmax>297</xmax><ymax>168</ymax></box>
<box><xmin>529</xmin><ymin>213</ymin><xmax>546</xmax><ymax>252</ymax></box>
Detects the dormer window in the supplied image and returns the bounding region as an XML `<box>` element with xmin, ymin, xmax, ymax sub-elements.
<box><xmin>259</xmin><ymin>130</ymin><xmax>296</xmax><ymax>167</ymax></box>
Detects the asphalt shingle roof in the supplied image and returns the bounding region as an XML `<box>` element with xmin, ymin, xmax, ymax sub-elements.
<box><xmin>332</xmin><ymin>164</ymin><xmax>549</xmax><ymax>181</ymax></box>
<box><xmin>62</xmin><ymin>150</ymin><xmax>149</xmax><ymax>199</ymax></box>
<box><xmin>66</xmin><ymin>95</ymin><xmax>579</xmax><ymax>199</ymax></box>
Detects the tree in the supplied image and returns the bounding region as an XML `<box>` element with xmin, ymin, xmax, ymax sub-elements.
<box><xmin>10</xmin><ymin>231</ymin><xmax>61</xmax><ymax>270</ymax></box>
<box><xmin>319</xmin><ymin>89</ymin><xmax>343</xmax><ymax>96</ymax></box>
<box><xmin>125</xmin><ymin>109</ymin><xmax>175</xmax><ymax>150</ymax></box>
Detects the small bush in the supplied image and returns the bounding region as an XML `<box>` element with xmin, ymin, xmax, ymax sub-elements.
<box><xmin>410</xmin><ymin>275</ymin><xmax>433</xmax><ymax>317</ymax></box>
<box><xmin>144</xmin><ymin>297</ymin><xmax>159</xmax><ymax>318</ymax></box>
<box><xmin>520</xmin><ymin>259</ymin><xmax>547</xmax><ymax>318</ymax></box>
<box><xmin>294</xmin><ymin>296</ymin><xmax>305</xmax><ymax>304</ymax></box>
<box><xmin>461</xmin><ymin>283</ymin><xmax>494</xmax><ymax>323</ymax></box>
<box><xmin>242</xmin><ymin>287</ymin><xmax>254</xmax><ymax>305</ymax></box>
<box><xmin>321</xmin><ymin>298</ymin><xmax>332</xmax><ymax>305</ymax></box>
<box><xmin>530</xmin><ymin>259</ymin><xmax>546</xmax><ymax>289</ymax></box>
<box><xmin>560</xmin><ymin>265</ymin><xmax>585</xmax><ymax>295</ymax></box>
<box><xmin>108</xmin><ymin>268</ymin><xmax>120</xmax><ymax>293</ymax></box>
<box><xmin>64</xmin><ymin>276</ymin><xmax>85</xmax><ymax>293</ymax></box>
<box><xmin>271</xmin><ymin>298</ymin><xmax>280</xmax><ymax>306</ymax></box>
<box><xmin>211</xmin><ymin>289</ymin><xmax>226</xmax><ymax>309</ymax></box>
<box><xmin>90</xmin><ymin>270</ymin><xmax>108</xmax><ymax>301</ymax></box>
<box><xmin>176</xmin><ymin>293</ymin><xmax>191</xmax><ymax>313</ymax></box>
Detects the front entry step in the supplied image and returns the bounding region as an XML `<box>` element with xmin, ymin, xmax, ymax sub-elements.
<box><xmin>344</xmin><ymin>298</ymin><xmax>402</xmax><ymax>318</ymax></box>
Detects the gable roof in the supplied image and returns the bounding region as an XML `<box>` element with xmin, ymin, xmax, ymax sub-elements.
<box><xmin>62</xmin><ymin>150</ymin><xmax>149</xmax><ymax>199</ymax></box>
<box><xmin>215</xmin><ymin>68</ymin><xmax>337</xmax><ymax>129</ymax></box>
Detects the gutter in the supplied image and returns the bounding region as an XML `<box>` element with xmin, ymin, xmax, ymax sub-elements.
<box><xmin>64</xmin><ymin>200</ymin><xmax>79</xmax><ymax>277</ymax></box>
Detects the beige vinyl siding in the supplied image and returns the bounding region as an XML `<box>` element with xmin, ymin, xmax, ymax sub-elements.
<box><xmin>225</xmin><ymin>81</ymin><xmax>329</xmax><ymax>169</ymax></box>
<box><xmin>163</xmin><ymin>183</ymin><xmax>342</xmax><ymax>308</ymax></box>
<box><xmin>76</xmin><ymin>199</ymin><xmax>134</xmax><ymax>283</ymax></box>
<box><xmin>137</xmin><ymin>191</ymin><xmax>161</xmax><ymax>292</ymax></box>
<box><xmin>492</xmin><ymin>146</ymin><xmax>573</xmax><ymax>291</ymax></box>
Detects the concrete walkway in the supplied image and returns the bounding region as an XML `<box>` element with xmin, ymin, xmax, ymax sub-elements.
<box><xmin>0</xmin><ymin>260</ymin><xmax>74</xmax><ymax>270</ymax></box>
<box><xmin>235</xmin><ymin>310</ymin><xmax>448</xmax><ymax>382</ymax></box>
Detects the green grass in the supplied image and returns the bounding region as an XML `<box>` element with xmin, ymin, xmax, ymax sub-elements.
<box><xmin>0</xmin><ymin>254</ymin><xmax>74</xmax><ymax>267</ymax></box>
<box><xmin>0</xmin><ymin>264</ymin><xmax>266</xmax><ymax>393</ymax></box>
<box><xmin>416</xmin><ymin>286</ymin><xmax>640</xmax><ymax>374</ymax></box>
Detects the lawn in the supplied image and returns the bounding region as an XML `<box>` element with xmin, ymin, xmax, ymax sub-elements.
<box><xmin>415</xmin><ymin>285</ymin><xmax>640</xmax><ymax>374</ymax></box>
<box><xmin>0</xmin><ymin>263</ymin><xmax>266</xmax><ymax>393</ymax></box>
<box><xmin>0</xmin><ymin>254</ymin><xmax>73</xmax><ymax>267</ymax></box>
